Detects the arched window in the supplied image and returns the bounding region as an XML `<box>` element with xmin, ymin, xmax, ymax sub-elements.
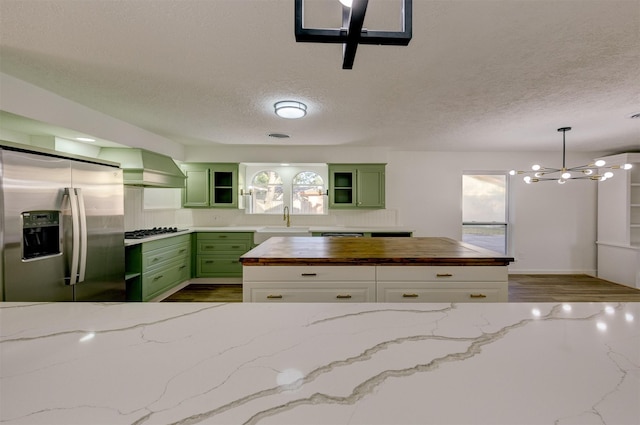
<box><xmin>292</xmin><ymin>171</ymin><xmax>325</xmax><ymax>214</ymax></box>
<box><xmin>252</xmin><ymin>170</ymin><xmax>283</xmax><ymax>214</ymax></box>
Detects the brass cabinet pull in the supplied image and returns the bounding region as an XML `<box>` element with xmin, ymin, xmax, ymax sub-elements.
<box><xmin>402</xmin><ymin>293</ymin><xmax>419</xmax><ymax>298</ymax></box>
<box><xmin>267</xmin><ymin>294</ymin><xmax>283</xmax><ymax>299</ymax></box>
<box><xmin>470</xmin><ymin>293</ymin><xmax>487</xmax><ymax>298</ymax></box>
<box><xmin>153</xmin><ymin>275</ymin><xmax>163</xmax><ymax>281</ymax></box>
<box><xmin>336</xmin><ymin>294</ymin><xmax>352</xmax><ymax>299</ymax></box>
<box><xmin>436</xmin><ymin>273</ymin><xmax>453</xmax><ymax>277</ymax></box>
<box><xmin>301</xmin><ymin>273</ymin><xmax>317</xmax><ymax>277</ymax></box>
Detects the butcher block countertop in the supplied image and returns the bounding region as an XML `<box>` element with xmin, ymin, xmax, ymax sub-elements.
<box><xmin>240</xmin><ymin>236</ymin><xmax>514</xmax><ymax>266</ymax></box>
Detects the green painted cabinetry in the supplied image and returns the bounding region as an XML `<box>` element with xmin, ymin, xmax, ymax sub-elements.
<box><xmin>182</xmin><ymin>163</ymin><xmax>239</xmax><ymax>208</ymax></box>
<box><xmin>328</xmin><ymin>164</ymin><xmax>386</xmax><ymax>209</ymax></box>
<box><xmin>195</xmin><ymin>232</ymin><xmax>253</xmax><ymax>278</ymax></box>
<box><xmin>125</xmin><ymin>234</ymin><xmax>191</xmax><ymax>301</ymax></box>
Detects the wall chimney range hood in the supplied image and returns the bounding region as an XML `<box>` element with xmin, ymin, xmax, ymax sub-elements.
<box><xmin>98</xmin><ymin>148</ymin><xmax>185</xmax><ymax>188</ymax></box>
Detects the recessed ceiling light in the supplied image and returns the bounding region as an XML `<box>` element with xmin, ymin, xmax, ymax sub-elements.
<box><xmin>274</xmin><ymin>101</ymin><xmax>307</xmax><ymax>119</ymax></box>
<box><xmin>268</xmin><ymin>133</ymin><xmax>291</xmax><ymax>139</ymax></box>
<box><xmin>76</xmin><ymin>137</ymin><xmax>96</xmax><ymax>142</ymax></box>
<box><xmin>629</xmin><ymin>112</ymin><xmax>640</xmax><ymax>119</ymax></box>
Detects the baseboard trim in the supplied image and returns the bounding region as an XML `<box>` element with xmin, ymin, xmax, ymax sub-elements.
<box><xmin>508</xmin><ymin>269</ymin><xmax>597</xmax><ymax>277</ymax></box>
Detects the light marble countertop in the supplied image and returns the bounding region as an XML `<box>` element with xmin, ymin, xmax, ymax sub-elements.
<box><xmin>1</xmin><ymin>302</ymin><xmax>638</xmax><ymax>425</ymax></box>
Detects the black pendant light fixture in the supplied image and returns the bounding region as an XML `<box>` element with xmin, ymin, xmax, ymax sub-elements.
<box><xmin>294</xmin><ymin>0</ymin><xmax>412</xmax><ymax>69</ymax></box>
<box><xmin>509</xmin><ymin>127</ymin><xmax>633</xmax><ymax>184</ymax></box>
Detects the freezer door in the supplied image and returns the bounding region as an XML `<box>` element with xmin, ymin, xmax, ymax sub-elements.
<box><xmin>1</xmin><ymin>150</ymin><xmax>72</xmax><ymax>301</ymax></box>
<box><xmin>70</xmin><ymin>161</ymin><xmax>125</xmax><ymax>301</ymax></box>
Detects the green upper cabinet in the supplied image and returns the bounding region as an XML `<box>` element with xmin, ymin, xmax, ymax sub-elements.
<box><xmin>328</xmin><ymin>164</ymin><xmax>386</xmax><ymax>209</ymax></box>
<box><xmin>182</xmin><ymin>163</ymin><xmax>239</xmax><ymax>208</ymax></box>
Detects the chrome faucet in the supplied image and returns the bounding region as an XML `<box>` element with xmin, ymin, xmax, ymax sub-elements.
<box><xmin>283</xmin><ymin>206</ymin><xmax>290</xmax><ymax>227</ymax></box>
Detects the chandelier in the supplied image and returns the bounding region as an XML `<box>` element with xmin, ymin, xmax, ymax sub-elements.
<box><xmin>509</xmin><ymin>127</ymin><xmax>633</xmax><ymax>184</ymax></box>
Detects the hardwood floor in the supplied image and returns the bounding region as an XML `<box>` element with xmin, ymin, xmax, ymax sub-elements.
<box><xmin>162</xmin><ymin>274</ymin><xmax>640</xmax><ymax>302</ymax></box>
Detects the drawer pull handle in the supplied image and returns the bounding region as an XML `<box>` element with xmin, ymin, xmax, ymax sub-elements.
<box><xmin>153</xmin><ymin>275</ymin><xmax>163</xmax><ymax>281</ymax></box>
<box><xmin>219</xmin><ymin>235</ymin><xmax>228</xmax><ymax>238</ymax></box>
<box><xmin>436</xmin><ymin>273</ymin><xmax>453</xmax><ymax>277</ymax></box>
<box><xmin>179</xmin><ymin>249</ymin><xmax>187</xmax><ymax>253</ymax></box>
<box><xmin>301</xmin><ymin>273</ymin><xmax>317</xmax><ymax>277</ymax></box>
<box><xmin>205</xmin><ymin>260</ymin><xmax>214</xmax><ymax>264</ymax></box>
<box><xmin>267</xmin><ymin>294</ymin><xmax>283</xmax><ymax>299</ymax></box>
<box><xmin>336</xmin><ymin>294</ymin><xmax>352</xmax><ymax>299</ymax></box>
<box><xmin>231</xmin><ymin>245</ymin><xmax>240</xmax><ymax>249</ymax></box>
<box><xmin>205</xmin><ymin>245</ymin><xmax>214</xmax><ymax>249</ymax></box>
<box><xmin>152</xmin><ymin>257</ymin><xmax>160</xmax><ymax>262</ymax></box>
<box><xmin>470</xmin><ymin>293</ymin><xmax>487</xmax><ymax>298</ymax></box>
<box><xmin>402</xmin><ymin>293</ymin><xmax>419</xmax><ymax>298</ymax></box>
<box><xmin>179</xmin><ymin>265</ymin><xmax>186</xmax><ymax>270</ymax></box>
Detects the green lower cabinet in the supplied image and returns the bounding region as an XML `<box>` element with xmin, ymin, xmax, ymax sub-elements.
<box><xmin>195</xmin><ymin>232</ymin><xmax>253</xmax><ymax>278</ymax></box>
<box><xmin>126</xmin><ymin>234</ymin><xmax>191</xmax><ymax>301</ymax></box>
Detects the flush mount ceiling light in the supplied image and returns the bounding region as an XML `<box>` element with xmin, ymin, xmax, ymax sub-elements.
<box><xmin>509</xmin><ymin>127</ymin><xmax>632</xmax><ymax>184</ymax></box>
<box><xmin>274</xmin><ymin>101</ymin><xmax>307</xmax><ymax>119</ymax></box>
<box><xmin>294</xmin><ymin>0</ymin><xmax>412</xmax><ymax>69</ymax></box>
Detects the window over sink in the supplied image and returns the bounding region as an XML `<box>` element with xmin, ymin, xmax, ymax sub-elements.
<box><xmin>244</xmin><ymin>163</ymin><xmax>327</xmax><ymax>215</ymax></box>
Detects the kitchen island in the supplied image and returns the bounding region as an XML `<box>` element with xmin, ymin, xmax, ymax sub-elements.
<box><xmin>241</xmin><ymin>237</ymin><xmax>514</xmax><ymax>302</ymax></box>
<box><xmin>1</xmin><ymin>302</ymin><xmax>637</xmax><ymax>424</ymax></box>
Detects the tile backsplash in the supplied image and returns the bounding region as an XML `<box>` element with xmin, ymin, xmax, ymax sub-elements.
<box><xmin>125</xmin><ymin>187</ymin><xmax>398</xmax><ymax>230</ymax></box>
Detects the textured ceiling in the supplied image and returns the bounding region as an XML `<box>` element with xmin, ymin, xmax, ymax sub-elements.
<box><xmin>0</xmin><ymin>0</ymin><xmax>639</xmax><ymax>153</ymax></box>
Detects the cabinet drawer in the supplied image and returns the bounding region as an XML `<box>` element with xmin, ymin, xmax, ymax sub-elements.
<box><xmin>197</xmin><ymin>256</ymin><xmax>242</xmax><ymax>275</ymax></box>
<box><xmin>197</xmin><ymin>232</ymin><xmax>253</xmax><ymax>242</ymax></box>
<box><xmin>379</xmin><ymin>288</ymin><xmax>502</xmax><ymax>302</ymax></box>
<box><xmin>243</xmin><ymin>265</ymin><xmax>376</xmax><ymax>282</ymax></box>
<box><xmin>245</xmin><ymin>282</ymin><xmax>374</xmax><ymax>302</ymax></box>
<box><xmin>377</xmin><ymin>281</ymin><xmax>507</xmax><ymax>302</ymax></box>
<box><xmin>141</xmin><ymin>234</ymin><xmax>191</xmax><ymax>252</ymax></box>
<box><xmin>142</xmin><ymin>258</ymin><xmax>190</xmax><ymax>300</ymax></box>
<box><xmin>143</xmin><ymin>242</ymin><xmax>190</xmax><ymax>271</ymax></box>
<box><xmin>376</xmin><ymin>266</ymin><xmax>507</xmax><ymax>282</ymax></box>
<box><xmin>197</xmin><ymin>241</ymin><xmax>250</xmax><ymax>253</ymax></box>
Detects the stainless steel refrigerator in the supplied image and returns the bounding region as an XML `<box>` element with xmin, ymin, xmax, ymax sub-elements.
<box><xmin>1</xmin><ymin>144</ymin><xmax>126</xmax><ymax>301</ymax></box>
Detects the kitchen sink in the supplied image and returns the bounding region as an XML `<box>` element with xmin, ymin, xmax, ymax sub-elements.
<box><xmin>254</xmin><ymin>226</ymin><xmax>311</xmax><ymax>244</ymax></box>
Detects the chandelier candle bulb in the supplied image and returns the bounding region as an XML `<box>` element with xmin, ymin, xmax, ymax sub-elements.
<box><xmin>509</xmin><ymin>127</ymin><xmax>632</xmax><ymax>184</ymax></box>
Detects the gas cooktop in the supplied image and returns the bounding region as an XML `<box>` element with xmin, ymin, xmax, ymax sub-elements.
<box><xmin>125</xmin><ymin>227</ymin><xmax>188</xmax><ymax>239</ymax></box>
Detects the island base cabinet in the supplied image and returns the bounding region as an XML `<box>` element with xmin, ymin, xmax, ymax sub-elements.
<box><xmin>243</xmin><ymin>266</ymin><xmax>376</xmax><ymax>302</ymax></box>
<box><xmin>376</xmin><ymin>266</ymin><xmax>508</xmax><ymax>302</ymax></box>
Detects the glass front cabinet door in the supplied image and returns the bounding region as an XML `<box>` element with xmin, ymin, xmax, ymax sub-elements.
<box><xmin>328</xmin><ymin>164</ymin><xmax>385</xmax><ymax>209</ymax></box>
<box><xmin>182</xmin><ymin>163</ymin><xmax>238</xmax><ymax>208</ymax></box>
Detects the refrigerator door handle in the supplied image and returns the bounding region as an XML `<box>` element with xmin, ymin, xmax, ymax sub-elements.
<box><xmin>75</xmin><ymin>188</ymin><xmax>88</xmax><ymax>283</ymax></box>
<box><xmin>66</xmin><ymin>188</ymin><xmax>80</xmax><ymax>286</ymax></box>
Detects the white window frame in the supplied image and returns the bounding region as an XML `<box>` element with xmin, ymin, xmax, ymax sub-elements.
<box><xmin>462</xmin><ymin>171</ymin><xmax>511</xmax><ymax>255</ymax></box>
